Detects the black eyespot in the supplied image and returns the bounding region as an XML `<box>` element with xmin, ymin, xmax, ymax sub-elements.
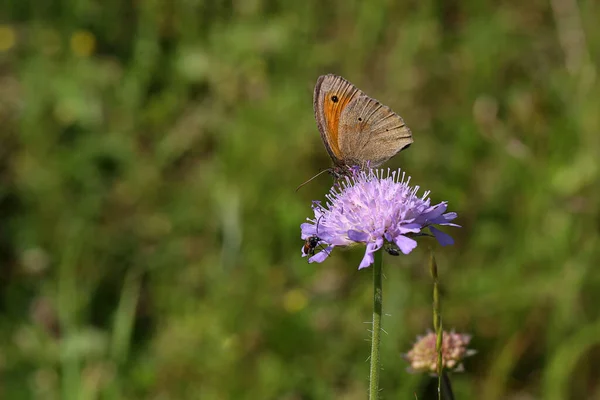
<box><xmin>358</xmin><ymin>117</ymin><xmax>362</xmax><ymax>121</ymax></box>
<box><xmin>331</xmin><ymin>95</ymin><xmax>338</xmax><ymax>103</ymax></box>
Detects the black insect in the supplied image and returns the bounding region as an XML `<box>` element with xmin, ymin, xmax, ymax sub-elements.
<box><xmin>385</xmin><ymin>247</ymin><xmax>400</xmax><ymax>256</ymax></box>
<box><xmin>384</xmin><ymin>243</ymin><xmax>401</xmax><ymax>256</ymax></box>
<box><xmin>303</xmin><ymin>235</ymin><xmax>321</xmax><ymax>257</ymax></box>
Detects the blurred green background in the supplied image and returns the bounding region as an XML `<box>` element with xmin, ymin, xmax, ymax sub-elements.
<box><xmin>1</xmin><ymin>0</ymin><xmax>600</xmax><ymax>399</ymax></box>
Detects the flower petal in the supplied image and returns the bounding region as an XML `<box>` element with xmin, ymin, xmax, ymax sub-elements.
<box><xmin>308</xmin><ymin>247</ymin><xmax>333</xmax><ymax>263</ymax></box>
<box><xmin>300</xmin><ymin>222</ymin><xmax>317</xmax><ymax>239</ymax></box>
<box><xmin>429</xmin><ymin>211</ymin><xmax>459</xmax><ymax>226</ymax></box>
<box><xmin>358</xmin><ymin>238</ymin><xmax>383</xmax><ymax>269</ymax></box>
<box><xmin>397</xmin><ymin>223</ymin><xmax>422</xmax><ymax>234</ymax></box>
<box><xmin>348</xmin><ymin>230</ymin><xmax>369</xmax><ymax>242</ymax></box>
<box><xmin>442</xmin><ymin>212</ymin><xmax>457</xmax><ymax>221</ymax></box>
<box><xmin>394</xmin><ymin>235</ymin><xmax>418</xmax><ymax>254</ymax></box>
<box><xmin>421</xmin><ymin>203</ymin><xmax>447</xmax><ymax>220</ymax></box>
<box><xmin>429</xmin><ymin>226</ymin><xmax>454</xmax><ymax>246</ymax></box>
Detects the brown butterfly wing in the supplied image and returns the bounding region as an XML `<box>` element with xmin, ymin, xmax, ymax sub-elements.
<box><xmin>337</xmin><ymin>94</ymin><xmax>413</xmax><ymax>167</ymax></box>
<box><xmin>313</xmin><ymin>75</ymin><xmax>361</xmax><ymax>166</ymax></box>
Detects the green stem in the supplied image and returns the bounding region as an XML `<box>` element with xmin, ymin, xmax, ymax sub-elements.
<box><xmin>369</xmin><ymin>250</ymin><xmax>383</xmax><ymax>400</ymax></box>
<box><xmin>430</xmin><ymin>251</ymin><xmax>443</xmax><ymax>400</ymax></box>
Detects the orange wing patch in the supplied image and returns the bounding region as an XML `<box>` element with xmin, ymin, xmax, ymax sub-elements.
<box><xmin>324</xmin><ymin>92</ymin><xmax>353</xmax><ymax>161</ymax></box>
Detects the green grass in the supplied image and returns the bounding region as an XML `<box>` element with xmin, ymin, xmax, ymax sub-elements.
<box><xmin>1</xmin><ymin>0</ymin><xmax>600</xmax><ymax>398</ymax></box>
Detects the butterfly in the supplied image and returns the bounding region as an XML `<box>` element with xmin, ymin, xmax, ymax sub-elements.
<box><xmin>313</xmin><ymin>74</ymin><xmax>413</xmax><ymax>176</ymax></box>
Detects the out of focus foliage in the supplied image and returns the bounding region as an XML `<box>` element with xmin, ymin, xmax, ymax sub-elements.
<box><xmin>1</xmin><ymin>1</ymin><xmax>599</xmax><ymax>399</ymax></box>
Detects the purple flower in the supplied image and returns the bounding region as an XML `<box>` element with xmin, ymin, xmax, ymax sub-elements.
<box><xmin>300</xmin><ymin>169</ymin><xmax>459</xmax><ymax>269</ymax></box>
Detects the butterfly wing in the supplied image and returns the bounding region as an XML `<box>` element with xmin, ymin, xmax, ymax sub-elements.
<box><xmin>313</xmin><ymin>75</ymin><xmax>361</xmax><ymax>166</ymax></box>
<box><xmin>313</xmin><ymin>74</ymin><xmax>412</xmax><ymax>168</ymax></box>
<box><xmin>337</xmin><ymin>94</ymin><xmax>413</xmax><ymax>167</ymax></box>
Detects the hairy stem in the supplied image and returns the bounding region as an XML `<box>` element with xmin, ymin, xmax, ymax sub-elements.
<box><xmin>369</xmin><ymin>250</ymin><xmax>383</xmax><ymax>399</ymax></box>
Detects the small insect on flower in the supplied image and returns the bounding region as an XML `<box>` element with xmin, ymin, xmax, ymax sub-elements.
<box><xmin>303</xmin><ymin>236</ymin><xmax>321</xmax><ymax>257</ymax></box>
<box><xmin>384</xmin><ymin>244</ymin><xmax>401</xmax><ymax>256</ymax></box>
<box><xmin>300</xmin><ymin>209</ymin><xmax>332</xmax><ymax>263</ymax></box>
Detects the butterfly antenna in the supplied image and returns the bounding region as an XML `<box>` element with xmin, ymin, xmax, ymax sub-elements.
<box><xmin>295</xmin><ymin>169</ymin><xmax>331</xmax><ymax>192</ymax></box>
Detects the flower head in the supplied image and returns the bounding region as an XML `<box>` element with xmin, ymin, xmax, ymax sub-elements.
<box><xmin>300</xmin><ymin>169</ymin><xmax>459</xmax><ymax>269</ymax></box>
<box><xmin>403</xmin><ymin>331</ymin><xmax>476</xmax><ymax>374</ymax></box>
